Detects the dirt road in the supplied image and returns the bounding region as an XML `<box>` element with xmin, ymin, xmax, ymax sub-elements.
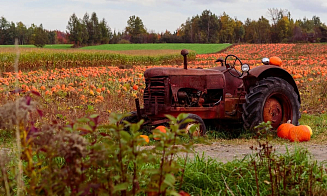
<box><xmin>189</xmin><ymin>141</ymin><xmax>327</xmax><ymax>163</ymax></box>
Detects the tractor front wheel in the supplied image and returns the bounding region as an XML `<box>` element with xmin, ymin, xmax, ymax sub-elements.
<box><xmin>120</xmin><ymin>111</ymin><xmax>138</xmax><ymax>132</ymax></box>
<box><xmin>242</xmin><ymin>77</ymin><xmax>300</xmax><ymax>130</ymax></box>
<box><xmin>179</xmin><ymin>114</ymin><xmax>207</xmax><ymax>137</ymax></box>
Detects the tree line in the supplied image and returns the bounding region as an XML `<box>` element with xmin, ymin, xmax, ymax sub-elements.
<box><xmin>0</xmin><ymin>16</ymin><xmax>68</xmax><ymax>47</ymax></box>
<box><xmin>1</xmin><ymin>8</ymin><xmax>327</xmax><ymax>47</ymax></box>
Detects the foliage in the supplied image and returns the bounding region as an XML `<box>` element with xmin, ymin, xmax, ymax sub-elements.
<box><xmin>1</xmin><ymin>9</ymin><xmax>327</xmax><ymax>46</ymax></box>
<box><xmin>67</xmin><ymin>12</ymin><xmax>112</xmax><ymax>47</ymax></box>
<box><xmin>179</xmin><ymin>142</ymin><xmax>327</xmax><ymax>195</ymax></box>
<box><xmin>1</xmin><ymin>96</ymin><xmax>327</xmax><ymax>195</ymax></box>
<box><xmin>34</xmin><ymin>25</ymin><xmax>48</xmax><ymax>48</ymax></box>
<box><xmin>0</xmin><ymin>96</ymin><xmax>198</xmax><ymax>195</ymax></box>
<box><xmin>125</xmin><ymin>15</ymin><xmax>147</xmax><ymax>43</ymax></box>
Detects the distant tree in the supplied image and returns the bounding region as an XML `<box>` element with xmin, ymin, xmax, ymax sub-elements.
<box><xmin>0</xmin><ymin>16</ymin><xmax>10</xmax><ymax>44</ymax></box>
<box><xmin>110</xmin><ymin>30</ymin><xmax>119</xmax><ymax>44</ymax></box>
<box><xmin>292</xmin><ymin>23</ymin><xmax>305</xmax><ymax>42</ymax></box>
<box><xmin>34</xmin><ymin>24</ymin><xmax>48</xmax><ymax>47</ymax></box>
<box><xmin>90</xmin><ymin>12</ymin><xmax>101</xmax><ymax>44</ymax></box>
<box><xmin>146</xmin><ymin>31</ymin><xmax>158</xmax><ymax>43</ymax></box>
<box><xmin>219</xmin><ymin>12</ymin><xmax>236</xmax><ymax>43</ymax></box>
<box><xmin>67</xmin><ymin>13</ymin><xmax>85</xmax><ymax>46</ymax></box>
<box><xmin>180</xmin><ymin>18</ymin><xmax>193</xmax><ymax>43</ymax></box>
<box><xmin>26</xmin><ymin>24</ymin><xmax>37</xmax><ymax>45</ymax></box>
<box><xmin>198</xmin><ymin>10</ymin><xmax>219</xmax><ymax>43</ymax></box>
<box><xmin>125</xmin><ymin>15</ymin><xmax>147</xmax><ymax>43</ymax></box>
<box><xmin>276</xmin><ymin>16</ymin><xmax>291</xmax><ymax>42</ymax></box>
<box><xmin>234</xmin><ymin>20</ymin><xmax>245</xmax><ymax>43</ymax></box>
<box><xmin>48</xmin><ymin>30</ymin><xmax>57</xmax><ymax>44</ymax></box>
<box><xmin>257</xmin><ymin>16</ymin><xmax>271</xmax><ymax>43</ymax></box>
<box><xmin>267</xmin><ymin>8</ymin><xmax>289</xmax><ymax>26</ymax></box>
<box><xmin>5</xmin><ymin>22</ymin><xmax>16</xmax><ymax>45</ymax></box>
<box><xmin>318</xmin><ymin>26</ymin><xmax>327</xmax><ymax>42</ymax></box>
<box><xmin>82</xmin><ymin>13</ymin><xmax>91</xmax><ymax>44</ymax></box>
<box><xmin>56</xmin><ymin>31</ymin><xmax>68</xmax><ymax>44</ymax></box>
<box><xmin>16</xmin><ymin>21</ymin><xmax>27</xmax><ymax>45</ymax></box>
<box><xmin>244</xmin><ymin>18</ymin><xmax>257</xmax><ymax>43</ymax></box>
<box><xmin>98</xmin><ymin>18</ymin><xmax>111</xmax><ymax>44</ymax></box>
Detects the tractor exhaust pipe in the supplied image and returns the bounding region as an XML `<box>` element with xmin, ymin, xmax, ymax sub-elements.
<box><xmin>181</xmin><ymin>49</ymin><xmax>189</xmax><ymax>69</ymax></box>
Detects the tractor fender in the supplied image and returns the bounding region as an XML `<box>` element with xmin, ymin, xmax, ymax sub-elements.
<box><xmin>243</xmin><ymin>65</ymin><xmax>300</xmax><ymax>103</ymax></box>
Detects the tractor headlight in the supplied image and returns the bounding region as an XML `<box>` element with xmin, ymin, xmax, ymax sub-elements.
<box><xmin>262</xmin><ymin>57</ymin><xmax>270</xmax><ymax>65</ymax></box>
<box><xmin>241</xmin><ymin>64</ymin><xmax>250</xmax><ymax>72</ymax></box>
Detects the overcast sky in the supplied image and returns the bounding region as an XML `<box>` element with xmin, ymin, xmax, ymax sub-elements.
<box><xmin>1</xmin><ymin>0</ymin><xmax>327</xmax><ymax>33</ymax></box>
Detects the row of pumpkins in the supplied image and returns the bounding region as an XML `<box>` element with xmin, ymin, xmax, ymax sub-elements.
<box><xmin>277</xmin><ymin>121</ymin><xmax>312</xmax><ymax>142</ymax></box>
<box><xmin>141</xmin><ymin>122</ymin><xmax>312</xmax><ymax>143</ymax></box>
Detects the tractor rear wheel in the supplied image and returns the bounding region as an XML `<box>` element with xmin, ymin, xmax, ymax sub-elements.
<box><xmin>242</xmin><ymin>77</ymin><xmax>300</xmax><ymax>130</ymax></box>
<box><xmin>179</xmin><ymin>114</ymin><xmax>207</xmax><ymax>137</ymax></box>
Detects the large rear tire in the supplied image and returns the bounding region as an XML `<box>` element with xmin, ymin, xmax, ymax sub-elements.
<box><xmin>242</xmin><ymin>77</ymin><xmax>300</xmax><ymax>130</ymax></box>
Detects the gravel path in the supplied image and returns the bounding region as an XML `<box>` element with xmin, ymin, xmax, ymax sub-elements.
<box><xmin>189</xmin><ymin>142</ymin><xmax>327</xmax><ymax>163</ymax></box>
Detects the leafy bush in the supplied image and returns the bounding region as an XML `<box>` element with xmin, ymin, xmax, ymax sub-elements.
<box><xmin>0</xmin><ymin>95</ymin><xmax>196</xmax><ymax>195</ymax></box>
<box><xmin>1</xmin><ymin>96</ymin><xmax>327</xmax><ymax>195</ymax></box>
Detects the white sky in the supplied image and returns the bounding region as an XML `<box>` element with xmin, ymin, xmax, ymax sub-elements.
<box><xmin>1</xmin><ymin>0</ymin><xmax>327</xmax><ymax>33</ymax></box>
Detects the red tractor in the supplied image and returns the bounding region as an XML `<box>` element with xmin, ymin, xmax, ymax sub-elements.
<box><xmin>125</xmin><ymin>49</ymin><xmax>300</xmax><ymax>135</ymax></box>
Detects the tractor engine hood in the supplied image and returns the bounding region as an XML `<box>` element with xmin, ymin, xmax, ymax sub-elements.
<box><xmin>144</xmin><ymin>67</ymin><xmax>223</xmax><ymax>78</ymax></box>
<box><xmin>144</xmin><ymin>67</ymin><xmax>225</xmax><ymax>91</ymax></box>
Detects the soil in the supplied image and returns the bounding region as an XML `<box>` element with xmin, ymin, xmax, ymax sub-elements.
<box><xmin>187</xmin><ymin>141</ymin><xmax>327</xmax><ymax>163</ymax></box>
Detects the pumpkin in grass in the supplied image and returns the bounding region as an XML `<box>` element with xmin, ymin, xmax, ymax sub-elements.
<box><xmin>289</xmin><ymin>125</ymin><xmax>311</xmax><ymax>142</ymax></box>
<box><xmin>304</xmin><ymin>125</ymin><xmax>313</xmax><ymax>136</ymax></box>
<box><xmin>277</xmin><ymin>120</ymin><xmax>294</xmax><ymax>139</ymax></box>
<box><xmin>139</xmin><ymin>135</ymin><xmax>149</xmax><ymax>143</ymax></box>
<box><xmin>153</xmin><ymin>125</ymin><xmax>167</xmax><ymax>140</ymax></box>
<box><xmin>270</xmin><ymin>56</ymin><xmax>282</xmax><ymax>66</ymax></box>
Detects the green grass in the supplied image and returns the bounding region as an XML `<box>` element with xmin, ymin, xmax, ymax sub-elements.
<box><xmin>0</xmin><ymin>44</ymin><xmax>73</xmax><ymax>49</ymax></box>
<box><xmin>0</xmin><ymin>43</ymin><xmax>231</xmax><ymax>54</ymax></box>
<box><xmin>178</xmin><ymin>145</ymin><xmax>327</xmax><ymax>195</ymax></box>
<box><xmin>81</xmin><ymin>43</ymin><xmax>232</xmax><ymax>54</ymax></box>
<box><xmin>298</xmin><ymin>113</ymin><xmax>327</xmax><ymax>141</ymax></box>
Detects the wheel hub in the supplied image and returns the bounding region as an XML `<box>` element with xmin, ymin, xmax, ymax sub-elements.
<box><xmin>263</xmin><ymin>97</ymin><xmax>282</xmax><ymax>128</ymax></box>
<box><xmin>185</xmin><ymin>123</ymin><xmax>201</xmax><ymax>137</ymax></box>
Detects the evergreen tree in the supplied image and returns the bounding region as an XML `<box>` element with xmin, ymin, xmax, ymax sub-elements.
<box><xmin>99</xmin><ymin>18</ymin><xmax>111</xmax><ymax>44</ymax></box>
<box><xmin>67</xmin><ymin>13</ymin><xmax>84</xmax><ymax>46</ymax></box>
<box><xmin>34</xmin><ymin>24</ymin><xmax>48</xmax><ymax>48</ymax></box>
<box><xmin>125</xmin><ymin>15</ymin><xmax>147</xmax><ymax>43</ymax></box>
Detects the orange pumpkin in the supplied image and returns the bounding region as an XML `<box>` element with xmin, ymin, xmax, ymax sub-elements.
<box><xmin>304</xmin><ymin>125</ymin><xmax>313</xmax><ymax>136</ymax></box>
<box><xmin>139</xmin><ymin>135</ymin><xmax>149</xmax><ymax>143</ymax></box>
<box><xmin>289</xmin><ymin>125</ymin><xmax>311</xmax><ymax>142</ymax></box>
<box><xmin>277</xmin><ymin>122</ymin><xmax>294</xmax><ymax>139</ymax></box>
<box><xmin>269</xmin><ymin>56</ymin><xmax>282</xmax><ymax>66</ymax></box>
<box><xmin>153</xmin><ymin>125</ymin><xmax>167</xmax><ymax>140</ymax></box>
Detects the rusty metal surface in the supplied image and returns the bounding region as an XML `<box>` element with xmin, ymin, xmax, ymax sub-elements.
<box><xmin>248</xmin><ymin>65</ymin><xmax>285</xmax><ymax>77</ymax></box>
<box><xmin>144</xmin><ymin>67</ymin><xmax>225</xmax><ymax>78</ymax></box>
<box><xmin>149</xmin><ymin>103</ymin><xmax>225</xmax><ymax>119</ymax></box>
<box><xmin>140</xmin><ymin>50</ymin><xmax>298</xmax><ymax>128</ymax></box>
<box><xmin>263</xmin><ymin>97</ymin><xmax>282</xmax><ymax>128</ymax></box>
<box><xmin>262</xmin><ymin>93</ymin><xmax>293</xmax><ymax>129</ymax></box>
<box><xmin>181</xmin><ymin>49</ymin><xmax>189</xmax><ymax>69</ymax></box>
<box><xmin>245</xmin><ymin>65</ymin><xmax>300</xmax><ymax>103</ymax></box>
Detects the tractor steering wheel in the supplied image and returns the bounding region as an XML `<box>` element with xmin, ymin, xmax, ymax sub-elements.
<box><xmin>225</xmin><ymin>54</ymin><xmax>243</xmax><ymax>78</ymax></box>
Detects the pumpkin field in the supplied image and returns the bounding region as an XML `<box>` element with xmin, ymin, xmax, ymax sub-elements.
<box><xmin>1</xmin><ymin>43</ymin><xmax>327</xmax><ymax>195</ymax></box>
<box><xmin>0</xmin><ymin>43</ymin><xmax>326</xmax><ymax>126</ymax></box>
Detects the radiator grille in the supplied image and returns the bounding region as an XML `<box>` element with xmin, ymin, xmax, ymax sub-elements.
<box><xmin>144</xmin><ymin>77</ymin><xmax>167</xmax><ymax>114</ymax></box>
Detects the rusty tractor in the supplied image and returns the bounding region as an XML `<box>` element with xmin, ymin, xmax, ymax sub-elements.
<box><xmin>124</xmin><ymin>49</ymin><xmax>300</xmax><ymax>135</ymax></box>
